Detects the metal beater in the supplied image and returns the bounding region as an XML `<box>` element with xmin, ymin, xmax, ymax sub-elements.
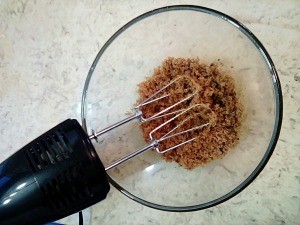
<box><xmin>88</xmin><ymin>75</ymin><xmax>210</xmax><ymax>171</ymax></box>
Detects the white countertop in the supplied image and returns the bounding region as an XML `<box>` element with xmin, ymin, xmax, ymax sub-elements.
<box><xmin>0</xmin><ymin>0</ymin><xmax>299</xmax><ymax>224</ymax></box>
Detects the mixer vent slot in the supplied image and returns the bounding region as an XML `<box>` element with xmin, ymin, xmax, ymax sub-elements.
<box><xmin>25</xmin><ymin>130</ymin><xmax>74</xmax><ymax>172</ymax></box>
<box><xmin>40</xmin><ymin>166</ymin><xmax>91</xmax><ymax>211</ymax></box>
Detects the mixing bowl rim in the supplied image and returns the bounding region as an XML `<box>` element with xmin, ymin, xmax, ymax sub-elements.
<box><xmin>81</xmin><ymin>5</ymin><xmax>283</xmax><ymax>212</ymax></box>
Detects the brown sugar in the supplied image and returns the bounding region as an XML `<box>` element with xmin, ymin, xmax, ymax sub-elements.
<box><xmin>137</xmin><ymin>57</ymin><xmax>243</xmax><ymax>169</ymax></box>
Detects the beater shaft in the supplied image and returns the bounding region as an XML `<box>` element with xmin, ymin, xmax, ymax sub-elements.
<box><xmin>89</xmin><ymin>110</ymin><xmax>142</xmax><ymax>141</ymax></box>
<box><xmin>104</xmin><ymin>142</ymin><xmax>157</xmax><ymax>171</ymax></box>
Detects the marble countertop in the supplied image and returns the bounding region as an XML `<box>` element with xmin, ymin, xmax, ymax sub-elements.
<box><xmin>0</xmin><ymin>0</ymin><xmax>299</xmax><ymax>224</ymax></box>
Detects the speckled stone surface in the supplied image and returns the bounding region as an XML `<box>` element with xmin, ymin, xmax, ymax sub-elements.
<box><xmin>0</xmin><ymin>0</ymin><xmax>299</xmax><ymax>224</ymax></box>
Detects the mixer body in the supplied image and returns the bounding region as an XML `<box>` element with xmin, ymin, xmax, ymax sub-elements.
<box><xmin>0</xmin><ymin>119</ymin><xmax>110</xmax><ymax>225</ymax></box>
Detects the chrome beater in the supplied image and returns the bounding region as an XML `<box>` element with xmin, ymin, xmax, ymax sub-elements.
<box><xmin>88</xmin><ymin>76</ymin><xmax>211</xmax><ymax>171</ymax></box>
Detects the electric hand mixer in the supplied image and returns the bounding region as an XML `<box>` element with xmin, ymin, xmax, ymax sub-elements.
<box><xmin>0</xmin><ymin>75</ymin><xmax>210</xmax><ymax>225</ymax></box>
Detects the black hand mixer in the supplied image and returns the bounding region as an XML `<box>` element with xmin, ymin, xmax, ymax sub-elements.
<box><xmin>0</xmin><ymin>76</ymin><xmax>210</xmax><ymax>225</ymax></box>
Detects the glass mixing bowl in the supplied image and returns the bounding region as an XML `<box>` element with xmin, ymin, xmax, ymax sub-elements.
<box><xmin>81</xmin><ymin>5</ymin><xmax>282</xmax><ymax>211</ymax></box>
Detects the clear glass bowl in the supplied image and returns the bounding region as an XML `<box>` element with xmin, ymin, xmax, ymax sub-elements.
<box><xmin>81</xmin><ymin>5</ymin><xmax>282</xmax><ymax>211</ymax></box>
